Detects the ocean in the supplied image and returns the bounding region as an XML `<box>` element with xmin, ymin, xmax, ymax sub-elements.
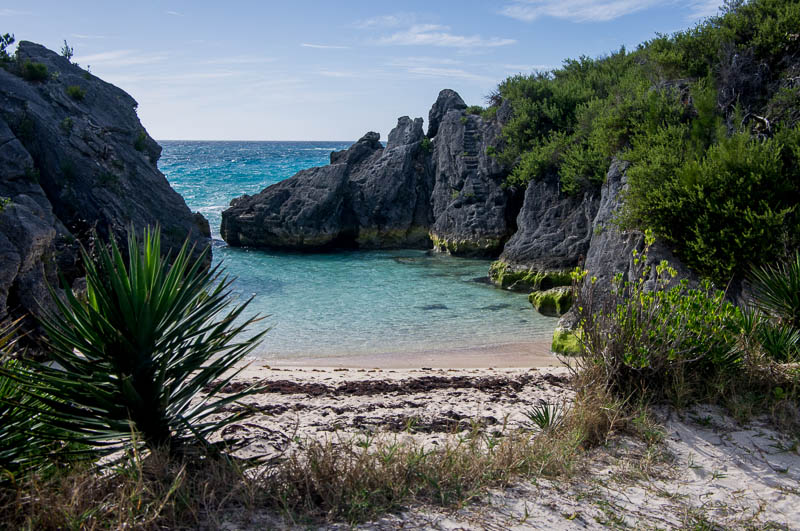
<box><xmin>159</xmin><ymin>140</ymin><xmax>557</xmax><ymax>360</ymax></box>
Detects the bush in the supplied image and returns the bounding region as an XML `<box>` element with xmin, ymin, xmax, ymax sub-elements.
<box><xmin>622</xmin><ymin>126</ymin><xmax>800</xmax><ymax>284</ymax></box>
<box><xmin>21</xmin><ymin>61</ymin><xmax>48</xmax><ymax>82</ymax></box>
<box><xmin>16</xmin><ymin>227</ymin><xmax>266</xmax><ymax>459</ymax></box>
<box><xmin>65</xmin><ymin>85</ymin><xmax>85</xmax><ymax>101</ymax></box>
<box><xmin>571</xmin><ymin>231</ymin><xmax>742</xmax><ymax>404</ymax></box>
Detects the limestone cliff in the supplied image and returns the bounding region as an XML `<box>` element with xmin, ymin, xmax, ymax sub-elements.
<box><xmin>222</xmin><ymin>89</ymin><xmax>518</xmax><ymax>257</ymax></box>
<box><xmin>0</xmin><ymin>41</ymin><xmax>210</xmax><ymax>326</ymax></box>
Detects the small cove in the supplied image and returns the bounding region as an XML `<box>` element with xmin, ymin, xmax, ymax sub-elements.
<box><xmin>160</xmin><ymin>140</ymin><xmax>557</xmax><ymax>360</ymax></box>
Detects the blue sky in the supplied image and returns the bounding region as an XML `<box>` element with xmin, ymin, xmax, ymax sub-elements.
<box><xmin>2</xmin><ymin>1</ymin><xmax>723</xmax><ymax>141</ymax></box>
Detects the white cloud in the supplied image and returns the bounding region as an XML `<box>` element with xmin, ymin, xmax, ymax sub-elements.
<box><xmin>318</xmin><ymin>70</ymin><xmax>361</xmax><ymax>78</ymax></box>
<box><xmin>74</xmin><ymin>50</ymin><xmax>168</xmax><ymax>67</ymax></box>
<box><xmin>502</xmin><ymin>63</ymin><xmax>554</xmax><ymax>72</ymax></box>
<box><xmin>354</xmin><ymin>14</ymin><xmax>415</xmax><ymax>29</ymax></box>
<box><xmin>500</xmin><ymin>0</ymin><xmax>660</xmax><ymax>23</ymax></box>
<box><xmin>404</xmin><ymin>66</ymin><xmax>493</xmax><ymax>82</ymax></box>
<box><xmin>388</xmin><ymin>56</ymin><xmax>463</xmax><ymax>67</ymax></box>
<box><xmin>688</xmin><ymin>0</ymin><xmax>722</xmax><ymax>19</ymax></box>
<box><xmin>166</xmin><ymin>10</ymin><xmax>183</xmax><ymax>16</ymax></box>
<box><xmin>377</xmin><ymin>24</ymin><xmax>515</xmax><ymax>48</ymax></box>
<box><xmin>301</xmin><ymin>43</ymin><xmax>351</xmax><ymax>50</ymax></box>
<box><xmin>0</xmin><ymin>9</ymin><xmax>32</xmax><ymax>16</ymax></box>
<box><xmin>70</xmin><ymin>33</ymin><xmax>106</xmax><ymax>40</ymax></box>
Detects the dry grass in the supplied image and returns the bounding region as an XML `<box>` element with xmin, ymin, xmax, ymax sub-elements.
<box><xmin>264</xmin><ymin>382</ymin><xmax>627</xmax><ymax>524</ymax></box>
<box><xmin>0</xmin><ymin>448</ymin><xmax>261</xmax><ymax>530</ymax></box>
<box><xmin>0</xmin><ymin>382</ymin><xmax>631</xmax><ymax>528</ymax></box>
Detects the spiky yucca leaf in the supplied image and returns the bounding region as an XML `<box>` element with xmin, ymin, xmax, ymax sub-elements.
<box><xmin>4</xmin><ymin>227</ymin><xmax>266</xmax><ymax>459</ymax></box>
<box><xmin>0</xmin><ymin>322</ymin><xmax>82</xmax><ymax>482</ymax></box>
<box><xmin>750</xmin><ymin>251</ymin><xmax>800</xmax><ymax>328</ymax></box>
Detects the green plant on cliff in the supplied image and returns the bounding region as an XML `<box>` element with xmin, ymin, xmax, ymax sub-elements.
<box><xmin>21</xmin><ymin>61</ymin><xmax>48</xmax><ymax>82</ymax></box>
<box><xmin>66</xmin><ymin>84</ymin><xmax>85</xmax><ymax>101</ymax></box>
<box><xmin>14</xmin><ymin>227</ymin><xmax>266</xmax><ymax>459</ymax></box>
<box><xmin>0</xmin><ymin>33</ymin><xmax>13</xmax><ymax>65</ymax></box>
<box><xmin>492</xmin><ymin>0</ymin><xmax>800</xmax><ymax>283</ymax></box>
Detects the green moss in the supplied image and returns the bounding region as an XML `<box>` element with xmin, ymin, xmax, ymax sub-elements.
<box><xmin>430</xmin><ymin>233</ymin><xmax>502</xmax><ymax>257</ymax></box>
<box><xmin>551</xmin><ymin>327</ymin><xmax>582</xmax><ymax>356</ymax></box>
<box><xmin>133</xmin><ymin>131</ymin><xmax>147</xmax><ymax>152</ymax></box>
<box><xmin>529</xmin><ymin>287</ymin><xmax>573</xmax><ymax>317</ymax></box>
<box><xmin>489</xmin><ymin>261</ymin><xmax>572</xmax><ymax>292</ymax></box>
<box><xmin>60</xmin><ymin>117</ymin><xmax>73</xmax><ymax>133</ymax></box>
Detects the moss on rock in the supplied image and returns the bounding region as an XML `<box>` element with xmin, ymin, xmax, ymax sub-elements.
<box><xmin>430</xmin><ymin>232</ymin><xmax>502</xmax><ymax>257</ymax></box>
<box><xmin>551</xmin><ymin>327</ymin><xmax>581</xmax><ymax>356</ymax></box>
<box><xmin>489</xmin><ymin>261</ymin><xmax>572</xmax><ymax>292</ymax></box>
<box><xmin>529</xmin><ymin>287</ymin><xmax>573</xmax><ymax>317</ymax></box>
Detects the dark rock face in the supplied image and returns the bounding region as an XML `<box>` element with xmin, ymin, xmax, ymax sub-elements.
<box><xmin>582</xmin><ymin>159</ymin><xmax>695</xmax><ymax>292</ymax></box>
<box><xmin>498</xmin><ymin>173</ymin><xmax>599</xmax><ymax>272</ymax></box>
<box><xmin>0</xmin><ymin>41</ymin><xmax>210</xmax><ymax>324</ymax></box>
<box><xmin>222</xmin><ymin>121</ymin><xmax>434</xmax><ymax>250</ymax></box>
<box><xmin>429</xmin><ymin>111</ymin><xmax>514</xmax><ymax>256</ymax></box>
<box><xmin>427</xmin><ymin>89</ymin><xmax>467</xmax><ymax>138</ymax></box>
<box><xmin>222</xmin><ymin>89</ymin><xmax>511</xmax><ymax>255</ymax></box>
<box><xmin>556</xmin><ymin>159</ymin><xmax>696</xmax><ymax>330</ymax></box>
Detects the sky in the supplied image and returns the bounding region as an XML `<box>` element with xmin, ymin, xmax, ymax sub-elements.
<box><xmin>2</xmin><ymin>1</ymin><xmax>725</xmax><ymax>141</ymax></box>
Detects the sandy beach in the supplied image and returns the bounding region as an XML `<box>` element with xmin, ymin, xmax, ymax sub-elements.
<box><xmin>216</xmin><ymin>360</ymin><xmax>800</xmax><ymax>530</ymax></box>
<box><xmin>257</xmin><ymin>339</ymin><xmax>561</xmax><ymax>369</ymax></box>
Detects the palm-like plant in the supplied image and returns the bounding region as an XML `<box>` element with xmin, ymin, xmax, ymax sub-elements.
<box><xmin>6</xmin><ymin>227</ymin><xmax>266</xmax><ymax>458</ymax></box>
<box><xmin>750</xmin><ymin>251</ymin><xmax>800</xmax><ymax>329</ymax></box>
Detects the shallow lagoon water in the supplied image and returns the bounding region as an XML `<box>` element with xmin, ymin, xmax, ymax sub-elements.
<box><xmin>159</xmin><ymin>141</ymin><xmax>557</xmax><ymax>359</ymax></box>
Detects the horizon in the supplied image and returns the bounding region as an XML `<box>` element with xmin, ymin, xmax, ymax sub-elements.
<box><xmin>4</xmin><ymin>1</ymin><xmax>724</xmax><ymax>141</ymax></box>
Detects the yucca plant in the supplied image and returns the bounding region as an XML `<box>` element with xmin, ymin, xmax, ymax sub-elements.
<box><xmin>3</xmin><ymin>226</ymin><xmax>266</xmax><ymax>460</ymax></box>
<box><xmin>750</xmin><ymin>251</ymin><xmax>800</xmax><ymax>329</ymax></box>
<box><xmin>523</xmin><ymin>402</ymin><xmax>566</xmax><ymax>432</ymax></box>
<box><xmin>0</xmin><ymin>322</ymin><xmax>78</xmax><ymax>482</ymax></box>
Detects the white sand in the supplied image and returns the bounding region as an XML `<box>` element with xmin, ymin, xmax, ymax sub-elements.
<box><xmin>216</xmin><ymin>363</ymin><xmax>800</xmax><ymax>530</ymax></box>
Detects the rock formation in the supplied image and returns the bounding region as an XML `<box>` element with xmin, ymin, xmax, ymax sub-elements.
<box><xmin>222</xmin><ymin>89</ymin><xmax>517</xmax><ymax>256</ymax></box>
<box><xmin>0</xmin><ymin>41</ymin><xmax>210</xmax><ymax>326</ymax></box>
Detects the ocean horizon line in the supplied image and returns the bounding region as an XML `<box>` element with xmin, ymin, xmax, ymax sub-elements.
<box><xmin>158</xmin><ymin>139</ymin><xmax>357</xmax><ymax>143</ymax></box>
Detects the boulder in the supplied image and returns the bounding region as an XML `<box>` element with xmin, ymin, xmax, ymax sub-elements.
<box><xmin>491</xmin><ymin>173</ymin><xmax>599</xmax><ymax>289</ymax></box>
<box><xmin>222</xmin><ymin>120</ymin><xmax>434</xmax><ymax>250</ymax></box>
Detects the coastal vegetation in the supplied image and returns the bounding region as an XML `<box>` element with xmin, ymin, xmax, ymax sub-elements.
<box><xmin>0</xmin><ymin>0</ymin><xmax>799</xmax><ymax>527</ymax></box>
<box><xmin>493</xmin><ymin>0</ymin><xmax>800</xmax><ymax>283</ymax></box>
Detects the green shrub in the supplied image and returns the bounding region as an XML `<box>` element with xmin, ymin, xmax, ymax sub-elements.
<box><xmin>133</xmin><ymin>130</ymin><xmax>147</xmax><ymax>152</ymax></box>
<box><xmin>21</xmin><ymin>61</ymin><xmax>48</xmax><ymax>82</ymax></box>
<box><xmin>59</xmin><ymin>117</ymin><xmax>73</xmax><ymax>133</ymax></box>
<box><xmin>19</xmin><ymin>227</ymin><xmax>266</xmax><ymax>459</ymax></box>
<box><xmin>751</xmin><ymin>251</ymin><xmax>800</xmax><ymax>329</ymax></box>
<box><xmin>622</xmin><ymin>126</ymin><xmax>800</xmax><ymax>284</ymax></box>
<box><xmin>65</xmin><ymin>85</ymin><xmax>85</xmax><ymax>101</ymax></box>
<box><xmin>571</xmin><ymin>231</ymin><xmax>742</xmax><ymax>403</ymax></box>
<box><xmin>420</xmin><ymin>136</ymin><xmax>432</xmax><ymax>153</ymax></box>
<box><xmin>465</xmin><ymin>105</ymin><xmax>483</xmax><ymax>115</ymax></box>
<box><xmin>0</xmin><ymin>322</ymin><xmax>81</xmax><ymax>483</ymax></box>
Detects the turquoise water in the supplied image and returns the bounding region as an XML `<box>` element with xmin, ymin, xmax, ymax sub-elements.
<box><xmin>159</xmin><ymin>141</ymin><xmax>557</xmax><ymax>359</ymax></box>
